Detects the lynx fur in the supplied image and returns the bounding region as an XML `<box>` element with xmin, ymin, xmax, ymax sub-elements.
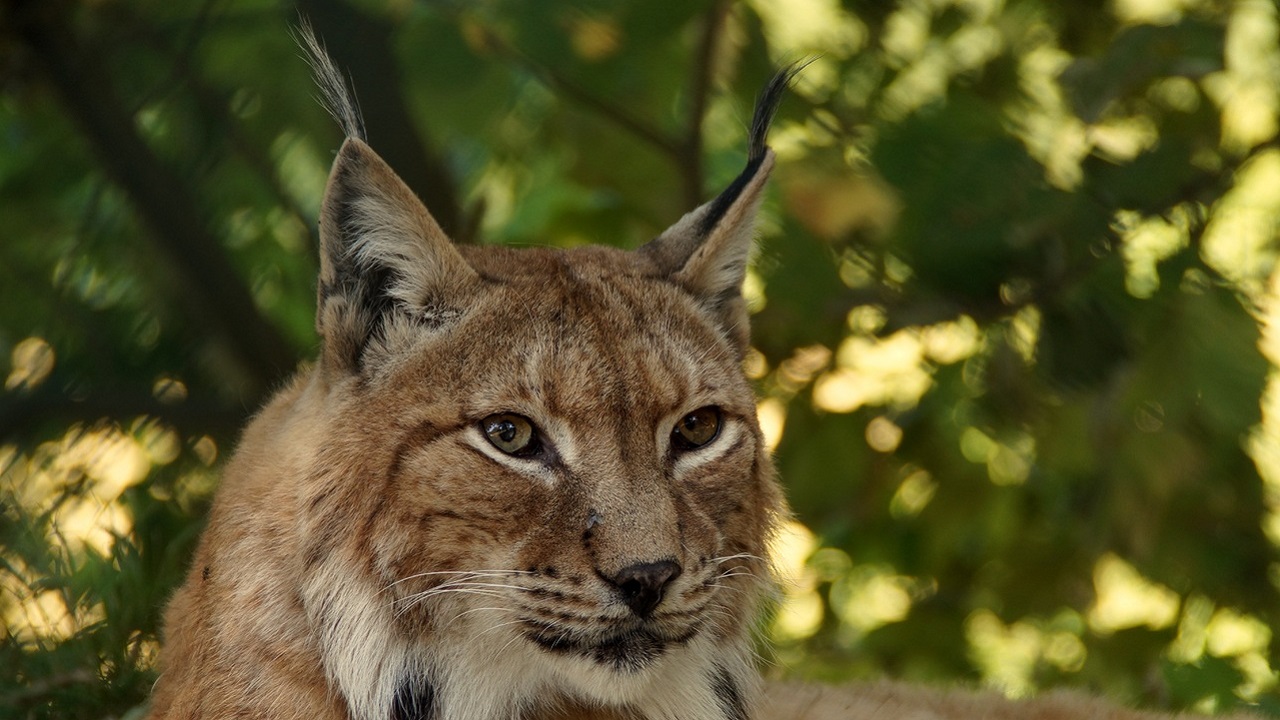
<box><xmin>147</xmin><ymin>33</ymin><xmax>1259</xmax><ymax>720</ymax></box>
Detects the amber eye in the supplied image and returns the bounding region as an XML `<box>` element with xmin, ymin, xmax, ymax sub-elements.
<box><xmin>481</xmin><ymin>413</ymin><xmax>541</xmax><ymax>457</ymax></box>
<box><xmin>671</xmin><ymin>406</ymin><xmax>722</xmax><ymax>452</ymax></box>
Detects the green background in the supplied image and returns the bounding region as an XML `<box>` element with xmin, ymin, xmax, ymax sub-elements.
<box><xmin>2</xmin><ymin>0</ymin><xmax>1279</xmax><ymax>716</ymax></box>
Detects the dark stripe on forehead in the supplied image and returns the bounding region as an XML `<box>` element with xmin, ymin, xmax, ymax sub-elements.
<box><xmin>546</xmin><ymin>273</ymin><xmax>640</xmax><ymax>400</ymax></box>
<box><xmin>614</xmin><ymin>272</ymin><xmax>738</xmax><ymax>364</ymax></box>
<box><xmin>609</xmin><ymin>279</ymin><xmax>708</xmax><ymax>392</ymax></box>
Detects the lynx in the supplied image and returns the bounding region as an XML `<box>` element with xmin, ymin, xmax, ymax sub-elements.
<box><xmin>148</xmin><ymin>31</ymin><xmax>1260</xmax><ymax>720</ymax></box>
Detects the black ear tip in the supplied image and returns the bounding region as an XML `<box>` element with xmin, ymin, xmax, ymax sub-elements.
<box><xmin>748</xmin><ymin>59</ymin><xmax>814</xmax><ymax>163</ymax></box>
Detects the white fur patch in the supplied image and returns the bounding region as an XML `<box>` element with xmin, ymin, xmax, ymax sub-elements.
<box><xmin>304</xmin><ymin>555</ymin><xmax>410</xmax><ymax>720</ymax></box>
<box><xmin>308</xmin><ymin>555</ymin><xmax>754</xmax><ymax>720</ymax></box>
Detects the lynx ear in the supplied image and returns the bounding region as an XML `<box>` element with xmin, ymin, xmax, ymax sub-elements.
<box><xmin>301</xmin><ymin>24</ymin><xmax>475</xmax><ymax>373</ymax></box>
<box><xmin>316</xmin><ymin>138</ymin><xmax>476</xmax><ymax>372</ymax></box>
<box><xmin>640</xmin><ymin>67</ymin><xmax>795</xmax><ymax>354</ymax></box>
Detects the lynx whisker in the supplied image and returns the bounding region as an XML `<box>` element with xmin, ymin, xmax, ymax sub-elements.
<box><xmin>715</xmin><ymin>563</ymin><xmax>758</xmax><ymax>579</ymax></box>
<box><xmin>706</xmin><ymin>581</ymin><xmax>750</xmax><ymax>598</ymax></box>
<box><xmin>695</xmin><ymin>606</ymin><xmax>736</xmax><ymax>629</ymax></box>
<box><xmin>392</xmin><ymin>584</ymin><xmax>512</xmax><ymax>610</ymax></box>
<box><xmin>382</xmin><ymin>569</ymin><xmax>531</xmax><ymax>593</ymax></box>
<box><xmin>495</xmin><ymin>620</ymin><xmax>547</xmax><ymax>657</ymax></box>
<box><xmin>474</xmin><ymin>617</ymin><xmax>532</xmax><ymax>639</ymax></box>
<box><xmin>393</xmin><ymin>588</ymin><xmax>509</xmax><ymax>618</ymax></box>
<box><xmin>439</xmin><ymin>606</ymin><xmax>517</xmax><ymax>633</ymax></box>
<box><xmin>711</xmin><ymin>553</ymin><xmax>766</xmax><ymax>565</ymax></box>
<box><xmin>392</xmin><ymin>580</ymin><xmax>525</xmax><ymax>604</ymax></box>
<box><xmin>451</xmin><ymin>605</ymin><xmax>516</xmax><ymax>622</ymax></box>
<box><xmin>394</xmin><ymin>586</ymin><xmax>507</xmax><ymax>604</ymax></box>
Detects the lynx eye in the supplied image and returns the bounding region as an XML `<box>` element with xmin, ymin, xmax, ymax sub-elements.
<box><xmin>671</xmin><ymin>406</ymin><xmax>722</xmax><ymax>452</ymax></box>
<box><xmin>481</xmin><ymin>413</ymin><xmax>541</xmax><ymax>457</ymax></box>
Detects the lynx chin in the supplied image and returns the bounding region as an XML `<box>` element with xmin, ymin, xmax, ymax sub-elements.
<box><xmin>147</xmin><ymin>27</ymin><xmax>1261</xmax><ymax>720</ymax></box>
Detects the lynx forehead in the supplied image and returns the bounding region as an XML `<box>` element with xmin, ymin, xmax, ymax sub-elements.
<box><xmin>146</xmin><ymin>27</ymin><xmax>793</xmax><ymax>720</ymax></box>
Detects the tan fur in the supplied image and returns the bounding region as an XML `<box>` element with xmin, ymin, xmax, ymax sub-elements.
<box><xmin>149</xmin><ymin>45</ymin><xmax>1255</xmax><ymax>720</ymax></box>
<box><xmin>150</xmin><ymin>127</ymin><xmax>782</xmax><ymax>719</ymax></box>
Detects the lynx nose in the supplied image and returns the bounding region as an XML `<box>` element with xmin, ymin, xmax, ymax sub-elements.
<box><xmin>607</xmin><ymin>560</ymin><xmax>682</xmax><ymax>617</ymax></box>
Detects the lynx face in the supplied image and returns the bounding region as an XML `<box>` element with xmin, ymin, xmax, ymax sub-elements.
<box><xmin>365</xmin><ymin>248</ymin><xmax>770</xmax><ymax>665</ymax></box>
<box><xmin>147</xmin><ymin>35</ymin><xmax>792</xmax><ymax>720</ymax></box>
<box><xmin>293</xmin><ymin>132</ymin><xmax>783</xmax><ymax>718</ymax></box>
<box><xmin>302</xmin><ymin>237</ymin><xmax>776</xmax><ymax>712</ymax></box>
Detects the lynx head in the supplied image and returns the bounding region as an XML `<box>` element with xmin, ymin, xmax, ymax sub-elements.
<box><xmin>297</xmin><ymin>30</ymin><xmax>792</xmax><ymax>720</ymax></box>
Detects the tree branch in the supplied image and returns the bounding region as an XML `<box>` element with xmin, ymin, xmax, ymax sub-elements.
<box><xmin>0</xmin><ymin>380</ymin><xmax>246</xmax><ymax>444</ymax></box>
<box><xmin>5</xmin><ymin>0</ymin><xmax>298</xmax><ymax>401</ymax></box>
<box><xmin>115</xmin><ymin>3</ymin><xmax>320</xmax><ymax>266</ymax></box>
<box><xmin>681</xmin><ymin>0</ymin><xmax>733</xmax><ymax>209</ymax></box>
<box><xmin>0</xmin><ymin>669</ymin><xmax>96</xmax><ymax>707</ymax></box>
<box><xmin>466</xmin><ymin>21</ymin><xmax>684</xmax><ymax>161</ymax></box>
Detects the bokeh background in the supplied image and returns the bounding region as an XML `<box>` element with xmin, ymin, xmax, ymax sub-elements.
<box><xmin>2</xmin><ymin>0</ymin><xmax>1279</xmax><ymax>717</ymax></box>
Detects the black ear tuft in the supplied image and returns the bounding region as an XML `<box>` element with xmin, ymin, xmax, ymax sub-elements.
<box><xmin>695</xmin><ymin>62</ymin><xmax>806</xmax><ymax>237</ymax></box>
<box><xmin>748</xmin><ymin>61</ymin><xmax>808</xmax><ymax>164</ymax></box>
<box><xmin>640</xmin><ymin>64</ymin><xmax>802</xmax><ymax>354</ymax></box>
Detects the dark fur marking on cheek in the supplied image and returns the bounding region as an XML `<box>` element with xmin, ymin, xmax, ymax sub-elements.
<box><xmin>302</xmin><ymin>520</ymin><xmax>343</xmax><ymax>570</ymax></box>
<box><xmin>390</xmin><ymin>676</ymin><xmax>437</xmax><ymax>720</ymax></box>
<box><xmin>308</xmin><ymin>485</ymin><xmax>336</xmax><ymax>511</ymax></box>
<box><xmin>201</xmin><ymin>565</ymin><xmax>211</xmax><ymax>582</ymax></box>
<box><xmin>303</xmin><ymin>544</ymin><xmax>326</xmax><ymax>570</ymax></box>
<box><xmin>473</xmin><ymin>269</ymin><xmax>508</xmax><ymax>285</ymax></box>
<box><xmin>710</xmin><ymin>665</ymin><xmax>748</xmax><ymax>720</ymax></box>
<box><xmin>388</xmin><ymin>420</ymin><xmax>456</xmax><ymax>482</ymax></box>
<box><xmin>683</xmin><ymin>433</ymin><xmax>756</xmax><ymax>519</ymax></box>
<box><xmin>357</xmin><ymin>494</ymin><xmax>389</xmax><ymax>576</ymax></box>
<box><xmin>460</xmin><ymin>444</ymin><xmax>497</xmax><ymax>465</ymax></box>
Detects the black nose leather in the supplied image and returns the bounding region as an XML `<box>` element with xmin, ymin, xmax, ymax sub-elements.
<box><xmin>607</xmin><ymin>560</ymin><xmax>682</xmax><ymax>617</ymax></box>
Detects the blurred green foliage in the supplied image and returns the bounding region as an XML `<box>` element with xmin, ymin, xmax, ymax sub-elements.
<box><xmin>2</xmin><ymin>0</ymin><xmax>1279</xmax><ymax>717</ymax></box>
